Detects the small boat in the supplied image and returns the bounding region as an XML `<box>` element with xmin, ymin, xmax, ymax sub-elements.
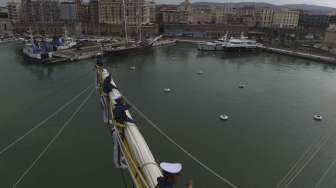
<box><xmin>313</xmin><ymin>114</ymin><xmax>323</xmax><ymax>121</ymax></box>
<box><xmin>53</xmin><ymin>37</ymin><xmax>77</xmax><ymax>50</ymax></box>
<box><xmin>22</xmin><ymin>28</ymin><xmax>53</xmax><ymax>62</ymax></box>
<box><xmin>22</xmin><ymin>41</ymin><xmax>53</xmax><ymax>62</ymax></box>
<box><xmin>163</xmin><ymin>88</ymin><xmax>171</xmax><ymax>92</ymax></box>
<box><xmin>220</xmin><ymin>114</ymin><xmax>229</xmax><ymax>121</ymax></box>
<box><xmin>130</xmin><ymin>66</ymin><xmax>136</xmax><ymax>70</ymax></box>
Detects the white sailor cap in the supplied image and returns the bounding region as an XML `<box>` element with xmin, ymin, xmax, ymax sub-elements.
<box><xmin>160</xmin><ymin>162</ymin><xmax>182</xmax><ymax>174</ymax></box>
<box><xmin>97</xmin><ymin>52</ymin><xmax>102</xmax><ymax>56</ymax></box>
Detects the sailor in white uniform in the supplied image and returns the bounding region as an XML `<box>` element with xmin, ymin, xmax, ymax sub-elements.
<box><xmin>156</xmin><ymin>162</ymin><xmax>192</xmax><ymax>188</ymax></box>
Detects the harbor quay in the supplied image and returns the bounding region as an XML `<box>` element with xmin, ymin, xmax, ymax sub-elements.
<box><xmin>21</xmin><ymin>36</ymin><xmax>336</xmax><ymax>65</ymax></box>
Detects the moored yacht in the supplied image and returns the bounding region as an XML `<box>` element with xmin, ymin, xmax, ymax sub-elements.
<box><xmin>198</xmin><ymin>32</ymin><xmax>229</xmax><ymax>51</ymax></box>
<box><xmin>222</xmin><ymin>32</ymin><xmax>260</xmax><ymax>52</ymax></box>
<box><xmin>198</xmin><ymin>41</ymin><xmax>224</xmax><ymax>51</ymax></box>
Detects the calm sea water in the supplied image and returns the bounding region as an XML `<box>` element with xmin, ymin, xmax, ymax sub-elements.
<box><xmin>1</xmin><ymin>43</ymin><xmax>336</xmax><ymax>188</ymax></box>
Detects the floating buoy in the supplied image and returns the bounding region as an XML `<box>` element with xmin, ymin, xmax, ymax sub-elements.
<box><xmin>239</xmin><ymin>84</ymin><xmax>246</xmax><ymax>88</ymax></box>
<box><xmin>130</xmin><ymin>66</ymin><xmax>136</xmax><ymax>70</ymax></box>
<box><xmin>313</xmin><ymin>114</ymin><xmax>323</xmax><ymax>121</ymax></box>
<box><xmin>197</xmin><ymin>70</ymin><xmax>204</xmax><ymax>75</ymax></box>
<box><xmin>219</xmin><ymin>114</ymin><xmax>229</xmax><ymax>121</ymax></box>
<box><xmin>163</xmin><ymin>88</ymin><xmax>171</xmax><ymax>92</ymax></box>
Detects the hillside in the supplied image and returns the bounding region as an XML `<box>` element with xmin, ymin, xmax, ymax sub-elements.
<box><xmin>191</xmin><ymin>2</ymin><xmax>336</xmax><ymax>14</ymax></box>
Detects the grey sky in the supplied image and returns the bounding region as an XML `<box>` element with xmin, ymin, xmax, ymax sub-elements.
<box><xmin>1</xmin><ymin>0</ymin><xmax>336</xmax><ymax>8</ymax></box>
<box><xmin>157</xmin><ymin>0</ymin><xmax>336</xmax><ymax>8</ymax></box>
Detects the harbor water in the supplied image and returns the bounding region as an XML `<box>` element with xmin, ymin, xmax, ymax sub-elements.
<box><xmin>1</xmin><ymin>42</ymin><xmax>336</xmax><ymax>188</ymax></box>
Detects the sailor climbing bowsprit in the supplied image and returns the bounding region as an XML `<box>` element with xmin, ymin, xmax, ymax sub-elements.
<box><xmin>94</xmin><ymin>55</ymin><xmax>194</xmax><ymax>188</ymax></box>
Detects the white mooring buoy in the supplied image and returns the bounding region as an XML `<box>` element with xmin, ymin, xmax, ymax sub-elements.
<box><xmin>219</xmin><ymin>114</ymin><xmax>229</xmax><ymax>121</ymax></box>
<box><xmin>313</xmin><ymin>114</ymin><xmax>323</xmax><ymax>121</ymax></box>
<box><xmin>163</xmin><ymin>88</ymin><xmax>171</xmax><ymax>93</ymax></box>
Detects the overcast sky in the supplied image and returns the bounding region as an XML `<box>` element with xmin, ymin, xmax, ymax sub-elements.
<box><xmin>1</xmin><ymin>0</ymin><xmax>336</xmax><ymax>8</ymax></box>
<box><xmin>157</xmin><ymin>0</ymin><xmax>336</xmax><ymax>7</ymax></box>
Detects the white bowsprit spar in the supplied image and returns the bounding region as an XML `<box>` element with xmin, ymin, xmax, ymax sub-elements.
<box><xmin>95</xmin><ymin>66</ymin><xmax>162</xmax><ymax>188</ymax></box>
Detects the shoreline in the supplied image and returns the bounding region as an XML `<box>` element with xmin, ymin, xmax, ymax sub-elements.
<box><xmin>260</xmin><ymin>46</ymin><xmax>336</xmax><ymax>64</ymax></box>
<box><xmin>172</xmin><ymin>38</ymin><xmax>336</xmax><ymax>64</ymax></box>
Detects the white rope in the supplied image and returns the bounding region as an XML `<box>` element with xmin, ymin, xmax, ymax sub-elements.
<box><xmin>314</xmin><ymin>159</ymin><xmax>336</xmax><ymax>188</ymax></box>
<box><xmin>12</xmin><ymin>88</ymin><xmax>95</xmax><ymax>188</ymax></box>
<box><xmin>275</xmin><ymin>133</ymin><xmax>329</xmax><ymax>188</ymax></box>
<box><xmin>275</xmin><ymin>120</ymin><xmax>333</xmax><ymax>188</ymax></box>
<box><xmin>282</xmin><ymin>135</ymin><xmax>331</xmax><ymax>188</ymax></box>
<box><xmin>123</xmin><ymin>96</ymin><xmax>238</xmax><ymax>188</ymax></box>
<box><xmin>0</xmin><ymin>85</ymin><xmax>92</xmax><ymax>156</ymax></box>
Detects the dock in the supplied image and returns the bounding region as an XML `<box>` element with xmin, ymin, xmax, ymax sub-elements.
<box><xmin>41</xmin><ymin>39</ymin><xmax>179</xmax><ymax>64</ymax></box>
<box><xmin>152</xmin><ymin>39</ymin><xmax>177</xmax><ymax>47</ymax></box>
<box><xmin>260</xmin><ymin>46</ymin><xmax>336</xmax><ymax>64</ymax></box>
<box><xmin>175</xmin><ymin>38</ymin><xmax>210</xmax><ymax>44</ymax></box>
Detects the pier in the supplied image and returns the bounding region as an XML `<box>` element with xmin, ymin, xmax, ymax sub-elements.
<box><xmin>260</xmin><ymin>46</ymin><xmax>336</xmax><ymax>64</ymax></box>
<box><xmin>40</xmin><ymin>39</ymin><xmax>178</xmax><ymax>64</ymax></box>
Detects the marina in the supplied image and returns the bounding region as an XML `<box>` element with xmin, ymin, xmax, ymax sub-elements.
<box><xmin>1</xmin><ymin>42</ymin><xmax>336</xmax><ymax>187</ymax></box>
<box><xmin>2</xmin><ymin>0</ymin><xmax>336</xmax><ymax>187</ymax></box>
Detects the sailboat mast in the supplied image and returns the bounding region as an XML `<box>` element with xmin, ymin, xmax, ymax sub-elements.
<box><xmin>29</xmin><ymin>27</ymin><xmax>33</xmax><ymax>43</ymax></box>
<box><xmin>64</xmin><ymin>24</ymin><xmax>68</xmax><ymax>38</ymax></box>
<box><xmin>122</xmin><ymin>0</ymin><xmax>128</xmax><ymax>45</ymax></box>
<box><xmin>136</xmin><ymin>0</ymin><xmax>142</xmax><ymax>42</ymax></box>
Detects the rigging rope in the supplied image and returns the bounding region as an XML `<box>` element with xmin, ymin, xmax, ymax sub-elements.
<box><xmin>275</xmin><ymin>121</ymin><xmax>332</xmax><ymax>188</ymax></box>
<box><xmin>0</xmin><ymin>85</ymin><xmax>92</xmax><ymax>156</ymax></box>
<box><xmin>313</xmin><ymin>159</ymin><xmax>336</xmax><ymax>188</ymax></box>
<box><xmin>2</xmin><ymin>69</ymin><xmax>93</xmax><ymax>125</ymax></box>
<box><xmin>282</xmin><ymin>134</ymin><xmax>330</xmax><ymax>188</ymax></box>
<box><xmin>122</xmin><ymin>96</ymin><xmax>238</xmax><ymax>188</ymax></box>
<box><xmin>275</xmin><ymin>134</ymin><xmax>328</xmax><ymax>188</ymax></box>
<box><xmin>12</xmin><ymin>88</ymin><xmax>95</xmax><ymax>188</ymax></box>
<box><xmin>314</xmin><ymin>159</ymin><xmax>336</xmax><ymax>188</ymax></box>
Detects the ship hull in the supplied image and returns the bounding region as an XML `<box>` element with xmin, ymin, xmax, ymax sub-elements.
<box><xmin>198</xmin><ymin>43</ymin><xmax>224</xmax><ymax>51</ymax></box>
<box><xmin>22</xmin><ymin>48</ymin><xmax>52</xmax><ymax>63</ymax></box>
<box><xmin>223</xmin><ymin>46</ymin><xmax>258</xmax><ymax>52</ymax></box>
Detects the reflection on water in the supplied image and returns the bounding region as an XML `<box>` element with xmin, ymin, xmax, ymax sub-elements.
<box><xmin>22</xmin><ymin>65</ymin><xmax>55</xmax><ymax>80</ymax></box>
